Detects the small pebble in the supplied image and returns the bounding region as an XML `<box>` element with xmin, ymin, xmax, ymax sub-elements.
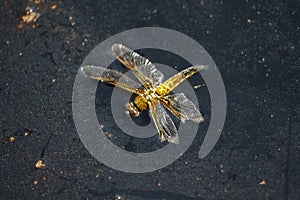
<box><xmin>9</xmin><ymin>136</ymin><xmax>15</xmax><ymax>142</ymax></box>
<box><xmin>114</xmin><ymin>195</ymin><xmax>122</xmax><ymax>200</ymax></box>
<box><xmin>259</xmin><ymin>180</ymin><xmax>266</xmax><ymax>185</ymax></box>
<box><xmin>51</xmin><ymin>5</ymin><xmax>57</xmax><ymax>10</ymax></box>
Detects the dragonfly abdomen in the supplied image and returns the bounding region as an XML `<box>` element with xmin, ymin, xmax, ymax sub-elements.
<box><xmin>155</xmin><ymin>73</ymin><xmax>185</xmax><ymax>96</ymax></box>
<box><xmin>155</xmin><ymin>66</ymin><xmax>206</xmax><ymax>96</ymax></box>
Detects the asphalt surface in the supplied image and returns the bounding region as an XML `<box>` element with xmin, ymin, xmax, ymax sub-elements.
<box><xmin>0</xmin><ymin>0</ymin><xmax>299</xmax><ymax>199</ymax></box>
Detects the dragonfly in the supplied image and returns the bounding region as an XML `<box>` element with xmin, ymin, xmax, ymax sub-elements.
<box><xmin>81</xmin><ymin>44</ymin><xmax>206</xmax><ymax>144</ymax></box>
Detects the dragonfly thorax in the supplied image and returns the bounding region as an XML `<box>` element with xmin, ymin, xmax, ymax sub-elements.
<box><xmin>125</xmin><ymin>89</ymin><xmax>158</xmax><ymax>117</ymax></box>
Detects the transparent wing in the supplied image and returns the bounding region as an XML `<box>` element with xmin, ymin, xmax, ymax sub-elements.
<box><xmin>112</xmin><ymin>43</ymin><xmax>164</xmax><ymax>89</ymax></box>
<box><xmin>81</xmin><ymin>65</ymin><xmax>144</xmax><ymax>95</ymax></box>
<box><xmin>163</xmin><ymin>93</ymin><xmax>204</xmax><ymax>123</ymax></box>
<box><xmin>148</xmin><ymin>100</ymin><xmax>179</xmax><ymax>144</ymax></box>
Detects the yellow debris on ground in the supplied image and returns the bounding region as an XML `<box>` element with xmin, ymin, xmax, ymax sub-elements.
<box><xmin>35</xmin><ymin>160</ymin><xmax>45</xmax><ymax>169</ymax></box>
<box><xmin>21</xmin><ymin>7</ymin><xmax>41</xmax><ymax>23</ymax></box>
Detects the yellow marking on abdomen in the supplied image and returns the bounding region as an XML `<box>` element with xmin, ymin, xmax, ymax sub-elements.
<box><xmin>133</xmin><ymin>95</ymin><xmax>148</xmax><ymax>111</ymax></box>
<box><xmin>155</xmin><ymin>66</ymin><xmax>204</xmax><ymax>96</ymax></box>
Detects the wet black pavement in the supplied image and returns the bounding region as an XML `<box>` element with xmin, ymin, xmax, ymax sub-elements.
<box><xmin>1</xmin><ymin>0</ymin><xmax>299</xmax><ymax>199</ymax></box>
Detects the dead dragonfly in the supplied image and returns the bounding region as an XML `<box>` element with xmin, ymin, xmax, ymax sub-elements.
<box><xmin>81</xmin><ymin>44</ymin><xmax>206</xmax><ymax>144</ymax></box>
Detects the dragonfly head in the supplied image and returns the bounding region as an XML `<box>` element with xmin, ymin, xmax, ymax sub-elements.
<box><xmin>125</xmin><ymin>102</ymin><xmax>140</xmax><ymax>117</ymax></box>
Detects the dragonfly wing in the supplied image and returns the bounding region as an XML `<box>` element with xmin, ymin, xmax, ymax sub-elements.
<box><xmin>81</xmin><ymin>65</ymin><xmax>143</xmax><ymax>95</ymax></box>
<box><xmin>112</xmin><ymin>43</ymin><xmax>164</xmax><ymax>89</ymax></box>
<box><xmin>164</xmin><ymin>93</ymin><xmax>204</xmax><ymax>123</ymax></box>
<box><xmin>149</xmin><ymin>100</ymin><xmax>179</xmax><ymax>144</ymax></box>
